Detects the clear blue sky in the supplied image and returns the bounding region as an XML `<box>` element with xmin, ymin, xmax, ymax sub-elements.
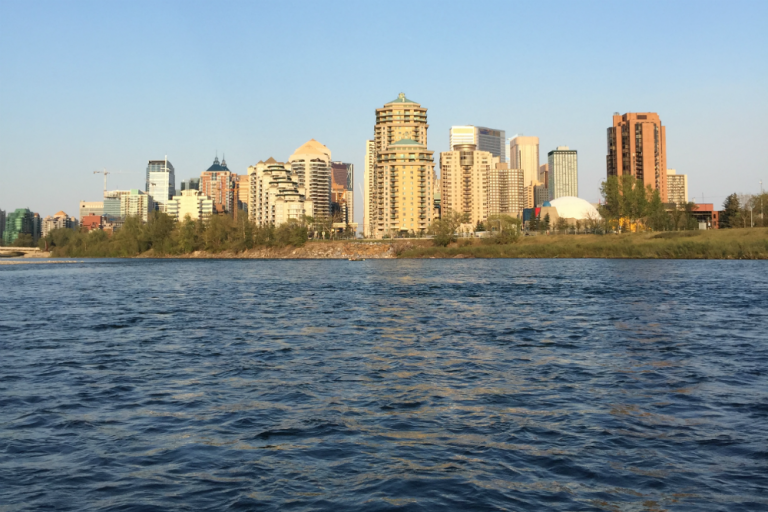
<box><xmin>1</xmin><ymin>0</ymin><xmax>766</xmax><ymax>224</ymax></box>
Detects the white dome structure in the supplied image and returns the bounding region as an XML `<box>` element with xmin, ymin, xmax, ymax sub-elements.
<box><xmin>549</xmin><ymin>196</ymin><xmax>600</xmax><ymax>220</ymax></box>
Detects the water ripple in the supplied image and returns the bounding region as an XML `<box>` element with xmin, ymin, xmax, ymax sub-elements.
<box><xmin>1</xmin><ymin>259</ymin><xmax>767</xmax><ymax>511</ymax></box>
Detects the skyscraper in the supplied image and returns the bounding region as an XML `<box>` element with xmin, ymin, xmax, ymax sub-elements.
<box><xmin>331</xmin><ymin>161</ymin><xmax>354</xmax><ymax>225</ymax></box>
<box><xmin>607</xmin><ymin>112</ymin><xmax>667</xmax><ymax>199</ymax></box>
<box><xmin>368</xmin><ymin>93</ymin><xmax>434</xmax><ymax>237</ymax></box>
<box><xmin>509</xmin><ymin>136</ymin><xmax>540</xmax><ymax>206</ymax></box>
<box><xmin>449</xmin><ymin>126</ymin><xmax>506</xmax><ymax>161</ymax></box>
<box><xmin>146</xmin><ymin>158</ymin><xmax>176</xmax><ymax>210</ymax></box>
<box><xmin>363</xmin><ymin>140</ymin><xmax>374</xmax><ymax>237</ymax></box>
<box><xmin>548</xmin><ymin>146</ymin><xmax>578</xmax><ymax>200</ymax></box>
<box><xmin>0</xmin><ymin>209</ymin><xmax>6</xmax><ymax>240</ymax></box>
<box><xmin>666</xmin><ymin>169</ymin><xmax>688</xmax><ymax>205</ymax></box>
<box><xmin>289</xmin><ymin>140</ymin><xmax>332</xmax><ymax>220</ymax></box>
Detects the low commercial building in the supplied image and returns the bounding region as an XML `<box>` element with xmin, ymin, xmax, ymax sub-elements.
<box><xmin>79</xmin><ymin>201</ymin><xmax>104</xmax><ymax>220</ymax></box>
<box><xmin>691</xmin><ymin>203</ymin><xmax>719</xmax><ymax>229</ymax></box>
<box><xmin>81</xmin><ymin>215</ymin><xmax>103</xmax><ymax>232</ymax></box>
<box><xmin>166</xmin><ymin>190</ymin><xmax>214</xmax><ymax>222</ymax></box>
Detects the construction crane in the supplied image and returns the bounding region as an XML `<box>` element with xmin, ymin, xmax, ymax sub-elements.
<box><xmin>93</xmin><ymin>169</ymin><xmax>138</xmax><ymax>196</ymax></box>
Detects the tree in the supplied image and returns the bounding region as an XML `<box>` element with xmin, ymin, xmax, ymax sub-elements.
<box><xmin>428</xmin><ymin>210</ymin><xmax>468</xmax><ymax>246</ymax></box>
<box><xmin>12</xmin><ymin>233</ymin><xmax>34</xmax><ymax>247</ymax></box>
<box><xmin>555</xmin><ymin>217</ymin><xmax>568</xmax><ymax>234</ymax></box>
<box><xmin>475</xmin><ymin>221</ymin><xmax>485</xmax><ymax>232</ymax></box>
<box><xmin>485</xmin><ymin>214</ymin><xmax>521</xmax><ymax>244</ymax></box>
<box><xmin>542</xmin><ymin>213</ymin><xmax>551</xmax><ymax>232</ymax></box>
<box><xmin>645</xmin><ymin>187</ymin><xmax>668</xmax><ymax>232</ymax></box>
<box><xmin>720</xmin><ymin>194</ymin><xmax>741</xmax><ymax>228</ymax></box>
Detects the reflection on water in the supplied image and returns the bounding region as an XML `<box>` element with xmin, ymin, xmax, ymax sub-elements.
<box><xmin>1</xmin><ymin>259</ymin><xmax>767</xmax><ymax>511</ymax></box>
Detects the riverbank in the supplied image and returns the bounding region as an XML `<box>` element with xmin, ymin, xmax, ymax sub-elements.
<box><xmin>400</xmin><ymin>228</ymin><xmax>768</xmax><ymax>259</ymax></box>
<box><xmin>23</xmin><ymin>228</ymin><xmax>768</xmax><ymax>260</ymax></box>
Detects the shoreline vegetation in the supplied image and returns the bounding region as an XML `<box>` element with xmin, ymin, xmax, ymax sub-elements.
<box><xmin>15</xmin><ymin>222</ymin><xmax>768</xmax><ymax>260</ymax></box>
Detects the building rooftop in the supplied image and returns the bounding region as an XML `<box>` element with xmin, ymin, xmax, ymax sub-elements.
<box><xmin>290</xmin><ymin>139</ymin><xmax>331</xmax><ymax>160</ymax></box>
<box><xmin>205</xmin><ymin>156</ymin><xmax>230</xmax><ymax>172</ymax></box>
<box><xmin>385</xmin><ymin>92</ymin><xmax>418</xmax><ymax>105</ymax></box>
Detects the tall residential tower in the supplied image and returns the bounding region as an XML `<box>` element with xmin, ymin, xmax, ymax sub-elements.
<box><xmin>607</xmin><ymin>112</ymin><xmax>667</xmax><ymax>199</ymax></box>
<box><xmin>367</xmin><ymin>93</ymin><xmax>434</xmax><ymax>237</ymax></box>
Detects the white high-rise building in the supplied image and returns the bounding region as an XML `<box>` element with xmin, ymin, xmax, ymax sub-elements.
<box><xmin>146</xmin><ymin>158</ymin><xmax>176</xmax><ymax>211</ymax></box>
<box><xmin>289</xmin><ymin>140</ymin><xmax>332</xmax><ymax>220</ymax></box>
<box><xmin>666</xmin><ymin>169</ymin><xmax>688</xmax><ymax>205</ymax></box>
<box><xmin>548</xmin><ymin>146</ymin><xmax>578</xmax><ymax>200</ymax></box>
<box><xmin>449</xmin><ymin>126</ymin><xmax>506</xmax><ymax>161</ymax></box>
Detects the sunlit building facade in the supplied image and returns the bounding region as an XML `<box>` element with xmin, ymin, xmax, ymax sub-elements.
<box><xmin>289</xmin><ymin>140</ymin><xmax>332</xmax><ymax>220</ymax></box>
<box><xmin>368</xmin><ymin>93</ymin><xmax>435</xmax><ymax>237</ymax></box>
<box><xmin>666</xmin><ymin>169</ymin><xmax>688</xmax><ymax>205</ymax></box>
<box><xmin>607</xmin><ymin>112</ymin><xmax>667</xmax><ymax>200</ymax></box>
<box><xmin>509</xmin><ymin>136</ymin><xmax>540</xmax><ymax>206</ymax></box>
<box><xmin>548</xmin><ymin>146</ymin><xmax>578</xmax><ymax>200</ymax></box>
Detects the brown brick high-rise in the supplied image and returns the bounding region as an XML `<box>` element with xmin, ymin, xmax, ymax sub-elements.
<box><xmin>606</xmin><ymin>113</ymin><xmax>667</xmax><ymax>200</ymax></box>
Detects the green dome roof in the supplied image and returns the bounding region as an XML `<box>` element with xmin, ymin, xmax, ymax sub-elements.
<box><xmin>391</xmin><ymin>138</ymin><xmax>423</xmax><ymax>146</ymax></box>
<box><xmin>386</xmin><ymin>92</ymin><xmax>417</xmax><ymax>105</ymax></box>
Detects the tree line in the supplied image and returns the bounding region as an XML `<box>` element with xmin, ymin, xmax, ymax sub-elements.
<box><xmin>599</xmin><ymin>175</ymin><xmax>700</xmax><ymax>232</ymax></box>
<box><xmin>42</xmin><ymin>213</ymin><xmax>312</xmax><ymax>257</ymax></box>
<box><xmin>720</xmin><ymin>192</ymin><xmax>768</xmax><ymax>228</ymax></box>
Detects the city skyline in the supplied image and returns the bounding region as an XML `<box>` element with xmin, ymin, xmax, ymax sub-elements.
<box><xmin>1</xmin><ymin>1</ymin><xmax>766</xmax><ymax>225</ymax></box>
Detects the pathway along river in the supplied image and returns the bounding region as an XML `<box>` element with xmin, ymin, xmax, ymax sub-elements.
<box><xmin>1</xmin><ymin>259</ymin><xmax>766</xmax><ymax>511</ymax></box>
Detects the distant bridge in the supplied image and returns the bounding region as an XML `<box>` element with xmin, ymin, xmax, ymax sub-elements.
<box><xmin>0</xmin><ymin>247</ymin><xmax>42</xmax><ymax>255</ymax></box>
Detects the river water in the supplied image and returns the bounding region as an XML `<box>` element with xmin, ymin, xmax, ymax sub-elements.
<box><xmin>1</xmin><ymin>259</ymin><xmax>766</xmax><ymax>511</ymax></box>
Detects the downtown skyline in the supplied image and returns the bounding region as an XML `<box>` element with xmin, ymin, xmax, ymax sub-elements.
<box><xmin>1</xmin><ymin>0</ymin><xmax>767</xmax><ymax>224</ymax></box>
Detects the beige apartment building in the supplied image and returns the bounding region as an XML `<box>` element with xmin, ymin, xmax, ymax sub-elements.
<box><xmin>42</xmin><ymin>211</ymin><xmax>78</xmax><ymax>237</ymax></box>
<box><xmin>441</xmin><ymin>145</ymin><xmax>525</xmax><ymax>228</ymax></box>
<box><xmin>440</xmin><ymin>145</ymin><xmax>493</xmax><ymax>228</ymax></box>
<box><xmin>166</xmin><ymin>190</ymin><xmax>213</xmax><ymax>222</ymax></box>
<box><xmin>289</xmin><ymin>139</ymin><xmax>332</xmax><ymax>220</ymax></box>
<box><xmin>378</xmin><ymin>139</ymin><xmax>435</xmax><ymax>235</ymax></box>
<box><xmin>607</xmin><ymin>112</ymin><xmax>668</xmax><ymax>199</ymax></box>
<box><xmin>367</xmin><ymin>93</ymin><xmax>435</xmax><ymax>237</ymax></box>
<box><xmin>489</xmin><ymin>164</ymin><xmax>525</xmax><ymax>217</ymax></box>
<box><xmin>666</xmin><ymin>169</ymin><xmax>688</xmax><ymax>205</ymax></box>
<box><xmin>248</xmin><ymin>158</ymin><xmax>313</xmax><ymax>226</ymax></box>
<box><xmin>363</xmin><ymin>140</ymin><xmax>374</xmax><ymax>237</ymax></box>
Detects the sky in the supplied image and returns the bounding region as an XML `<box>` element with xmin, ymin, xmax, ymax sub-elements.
<box><xmin>1</xmin><ymin>0</ymin><xmax>767</xmax><ymax>226</ymax></box>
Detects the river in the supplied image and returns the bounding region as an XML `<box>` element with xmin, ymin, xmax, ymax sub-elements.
<box><xmin>1</xmin><ymin>259</ymin><xmax>766</xmax><ymax>511</ymax></box>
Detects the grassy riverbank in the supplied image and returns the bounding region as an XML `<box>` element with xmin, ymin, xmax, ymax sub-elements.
<box><xmin>398</xmin><ymin>228</ymin><xmax>768</xmax><ymax>259</ymax></box>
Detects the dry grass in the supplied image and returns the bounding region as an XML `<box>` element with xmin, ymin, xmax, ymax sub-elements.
<box><xmin>398</xmin><ymin>228</ymin><xmax>768</xmax><ymax>259</ymax></box>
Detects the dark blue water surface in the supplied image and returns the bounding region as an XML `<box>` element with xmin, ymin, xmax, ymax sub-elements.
<box><xmin>1</xmin><ymin>259</ymin><xmax>767</xmax><ymax>511</ymax></box>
